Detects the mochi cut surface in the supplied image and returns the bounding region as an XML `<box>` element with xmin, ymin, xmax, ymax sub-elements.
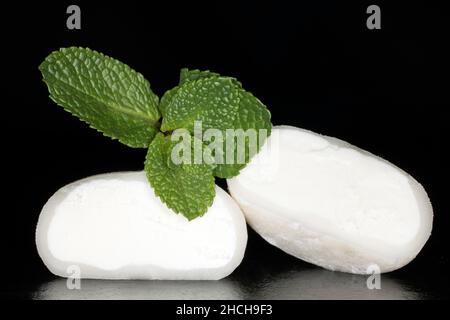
<box><xmin>227</xmin><ymin>126</ymin><xmax>433</xmax><ymax>274</ymax></box>
<box><xmin>36</xmin><ymin>171</ymin><xmax>247</xmax><ymax>280</ymax></box>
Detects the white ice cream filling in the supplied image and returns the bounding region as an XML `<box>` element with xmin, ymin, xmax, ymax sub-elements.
<box><xmin>42</xmin><ymin>172</ymin><xmax>243</xmax><ymax>273</ymax></box>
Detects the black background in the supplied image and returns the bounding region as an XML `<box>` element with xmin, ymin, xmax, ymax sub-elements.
<box><xmin>1</xmin><ymin>0</ymin><xmax>448</xmax><ymax>301</ymax></box>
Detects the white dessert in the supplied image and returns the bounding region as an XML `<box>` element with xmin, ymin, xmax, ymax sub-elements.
<box><xmin>36</xmin><ymin>171</ymin><xmax>247</xmax><ymax>280</ymax></box>
<box><xmin>227</xmin><ymin>126</ymin><xmax>433</xmax><ymax>274</ymax></box>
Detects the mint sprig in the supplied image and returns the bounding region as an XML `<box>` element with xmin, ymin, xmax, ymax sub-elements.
<box><xmin>40</xmin><ymin>47</ymin><xmax>272</xmax><ymax>220</ymax></box>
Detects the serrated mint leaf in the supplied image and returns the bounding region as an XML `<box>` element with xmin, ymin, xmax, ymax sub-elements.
<box><xmin>39</xmin><ymin>47</ymin><xmax>161</xmax><ymax>148</ymax></box>
<box><xmin>179</xmin><ymin>68</ymin><xmax>220</xmax><ymax>86</ymax></box>
<box><xmin>144</xmin><ymin>133</ymin><xmax>216</xmax><ymax>220</ymax></box>
<box><xmin>159</xmin><ymin>69</ymin><xmax>222</xmax><ymax>118</ymax></box>
<box><xmin>179</xmin><ymin>68</ymin><xmax>242</xmax><ymax>87</ymax></box>
<box><xmin>160</xmin><ymin>68</ymin><xmax>242</xmax><ymax>120</ymax></box>
<box><xmin>161</xmin><ymin>77</ymin><xmax>240</xmax><ymax>133</ymax></box>
<box><xmin>214</xmin><ymin>90</ymin><xmax>272</xmax><ymax>178</ymax></box>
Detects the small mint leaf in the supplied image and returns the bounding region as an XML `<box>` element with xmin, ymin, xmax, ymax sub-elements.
<box><xmin>179</xmin><ymin>68</ymin><xmax>220</xmax><ymax>86</ymax></box>
<box><xmin>144</xmin><ymin>133</ymin><xmax>216</xmax><ymax>220</ymax></box>
<box><xmin>160</xmin><ymin>68</ymin><xmax>243</xmax><ymax>120</ymax></box>
<box><xmin>179</xmin><ymin>68</ymin><xmax>242</xmax><ymax>87</ymax></box>
<box><xmin>159</xmin><ymin>69</ymin><xmax>223</xmax><ymax>118</ymax></box>
<box><xmin>39</xmin><ymin>47</ymin><xmax>160</xmax><ymax>148</ymax></box>
<box><xmin>161</xmin><ymin>77</ymin><xmax>240</xmax><ymax>133</ymax></box>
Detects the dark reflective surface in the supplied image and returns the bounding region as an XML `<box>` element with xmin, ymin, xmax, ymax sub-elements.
<box><xmin>234</xmin><ymin>268</ymin><xmax>423</xmax><ymax>300</ymax></box>
<box><xmin>30</xmin><ymin>266</ymin><xmax>432</xmax><ymax>300</ymax></box>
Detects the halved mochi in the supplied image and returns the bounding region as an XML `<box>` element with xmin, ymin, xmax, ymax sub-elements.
<box><xmin>227</xmin><ymin>126</ymin><xmax>433</xmax><ymax>274</ymax></box>
<box><xmin>36</xmin><ymin>171</ymin><xmax>247</xmax><ymax>280</ymax></box>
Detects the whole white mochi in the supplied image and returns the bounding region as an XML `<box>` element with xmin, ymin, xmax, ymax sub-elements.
<box><xmin>36</xmin><ymin>171</ymin><xmax>247</xmax><ymax>280</ymax></box>
<box><xmin>227</xmin><ymin>126</ymin><xmax>433</xmax><ymax>274</ymax></box>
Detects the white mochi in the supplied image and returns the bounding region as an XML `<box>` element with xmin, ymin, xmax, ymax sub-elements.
<box><xmin>36</xmin><ymin>171</ymin><xmax>247</xmax><ymax>280</ymax></box>
<box><xmin>227</xmin><ymin>126</ymin><xmax>433</xmax><ymax>274</ymax></box>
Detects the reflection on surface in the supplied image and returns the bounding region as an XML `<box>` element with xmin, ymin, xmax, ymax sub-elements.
<box><xmin>32</xmin><ymin>265</ymin><xmax>424</xmax><ymax>300</ymax></box>
<box><xmin>33</xmin><ymin>278</ymin><xmax>244</xmax><ymax>300</ymax></box>
<box><xmin>240</xmin><ymin>268</ymin><xmax>422</xmax><ymax>300</ymax></box>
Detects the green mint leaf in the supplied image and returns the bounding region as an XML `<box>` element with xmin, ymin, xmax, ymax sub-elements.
<box><xmin>144</xmin><ymin>133</ymin><xmax>216</xmax><ymax>220</ymax></box>
<box><xmin>213</xmin><ymin>90</ymin><xmax>272</xmax><ymax>178</ymax></box>
<box><xmin>160</xmin><ymin>68</ymin><xmax>242</xmax><ymax>120</ymax></box>
<box><xmin>159</xmin><ymin>69</ymin><xmax>223</xmax><ymax>118</ymax></box>
<box><xmin>180</xmin><ymin>68</ymin><xmax>242</xmax><ymax>87</ymax></box>
<box><xmin>179</xmin><ymin>68</ymin><xmax>220</xmax><ymax>86</ymax></box>
<box><xmin>160</xmin><ymin>77</ymin><xmax>240</xmax><ymax>133</ymax></box>
<box><xmin>39</xmin><ymin>47</ymin><xmax>161</xmax><ymax>148</ymax></box>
